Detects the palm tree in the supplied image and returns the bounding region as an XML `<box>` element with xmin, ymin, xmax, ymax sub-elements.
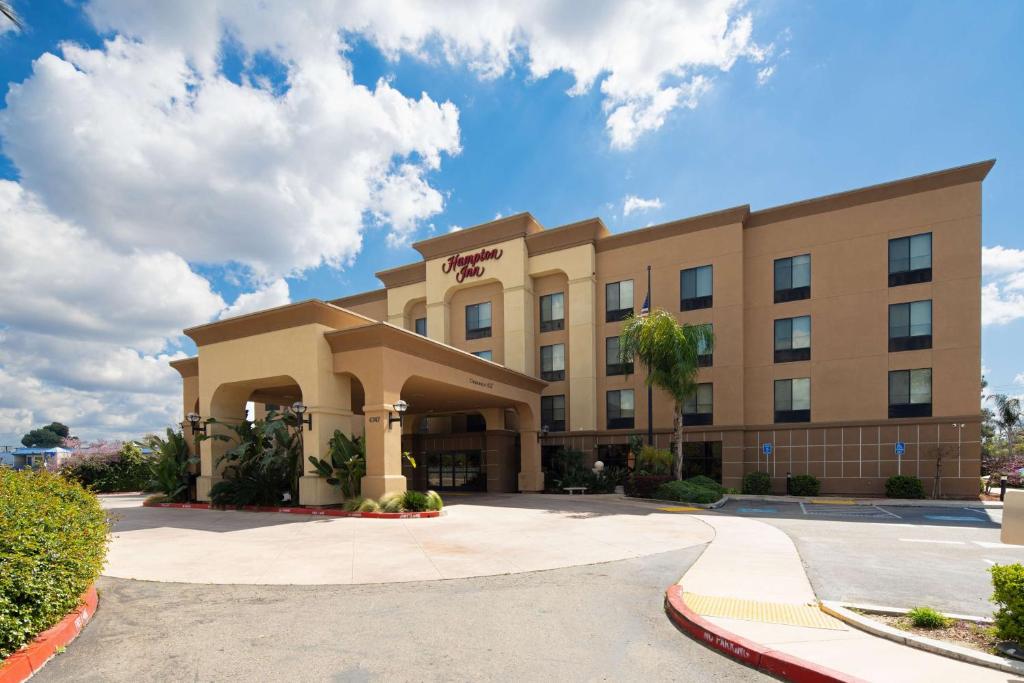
<box><xmin>988</xmin><ymin>393</ymin><xmax>1022</xmax><ymax>456</ymax></box>
<box><xmin>619</xmin><ymin>309</ymin><xmax>713</xmax><ymax>480</ymax></box>
<box><xmin>0</xmin><ymin>2</ymin><xmax>22</xmax><ymax>30</ymax></box>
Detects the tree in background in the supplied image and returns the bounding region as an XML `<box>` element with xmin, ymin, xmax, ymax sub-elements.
<box><xmin>619</xmin><ymin>309</ymin><xmax>713</xmax><ymax>481</ymax></box>
<box><xmin>20</xmin><ymin>422</ymin><xmax>71</xmax><ymax>448</ymax></box>
<box><xmin>989</xmin><ymin>394</ymin><xmax>1022</xmax><ymax>457</ymax></box>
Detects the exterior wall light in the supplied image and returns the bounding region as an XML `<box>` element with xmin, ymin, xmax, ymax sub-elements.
<box><xmin>291</xmin><ymin>402</ymin><xmax>312</xmax><ymax>431</ymax></box>
<box><xmin>538</xmin><ymin>425</ymin><xmax>549</xmax><ymax>442</ymax></box>
<box><xmin>388</xmin><ymin>399</ymin><xmax>408</xmax><ymax>430</ymax></box>
<box><xmin>185</xmin><ymin>412</ymin><xmax>207</xmax><ymax>435</ymax></box>
<box><xmin>593</xmin><ymin>460</ymin><xmax>605</xmax><ymax>474</ymax></box>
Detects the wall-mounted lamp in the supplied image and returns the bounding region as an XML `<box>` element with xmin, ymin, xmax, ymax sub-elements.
<box><xmin>538</xmin><ymin>425</ymin><xmax>550</xmax><ymax>442</ymax></box>
<box><xmin>185</xmin><ymin>412</ymin><xmax>208</xmax><ymax>435</ymax></box>
<box><xmin>388</xmin><ymin>399</ymin><xmax>408</xmax><ymax>430</ymax></box>
<box><xmin>292</xmin><ymin>402</ymin><xmax>312</xmax><ymax>431</ymax></box>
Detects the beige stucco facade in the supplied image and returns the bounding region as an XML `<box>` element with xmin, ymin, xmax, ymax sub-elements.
<box><xmin>173</xmin><ymin>160</ymin><xmax>992</xmax><ymax>501</ymax></box>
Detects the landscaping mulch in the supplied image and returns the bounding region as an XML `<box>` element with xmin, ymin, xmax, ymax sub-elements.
<box><xmin>868</xmin><ymin>612</ymin><xmax>998</xmax><ymax>654</ymax></box>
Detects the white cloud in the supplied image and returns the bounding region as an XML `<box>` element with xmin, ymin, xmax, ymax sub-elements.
<box><xmin>623</xmin><ymin>194</ymin><xmax>664</xmax><ymax>216</ymax></box>
<box><xmin>982</xmin><ymin>246</ymin><xmax>1024</xmax><ymax>326</ymax></box>
<box><xmin>448</xmin><ymin>225</ymin><xmax>463</xmax><ymax>233</ymax></box>
<box><xmin>756</xmin><ymin>65</ymin><xmax>775</xmax><ymax>85</ymax></box>
<box><xmin>218</xmin><ymin>279</ymin><xmax>291</xmax><ymax>320</ymax></box>
<box><xmin>84</xmin><ymin>0</ymin><xmax>765</xmax><ymax>150</ymax></box>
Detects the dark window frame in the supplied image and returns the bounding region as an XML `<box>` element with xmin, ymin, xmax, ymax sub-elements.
<box><xmin>774</xmin><ymin>254</ymin><xmax>811</xmax><ymax>303</ymax></box>
<box><xmin>605</xmin><ymin>280</ymin><xmax>634</xmax><ymax>322</ymax></box>
<box><xmin>465</xmin><ymin>302</ymin><xmax>492</xmax><ymax>340</ymax></box>
<box><xmin>606</xmin><ymin>389</ymin><xmax>635</xmax><ymax>430</ymax></box>
<box><xmin>605</xmin><ymin>336</ymin><xmax>634</xmax><ymax>376</ymax></box>
<box><xmin>888</xmin><ymin>300</ymin><xmax>933</xmax><ymax>352</ymax></box>
<box><xmin>472</xmin><ymin>350</ymin><xmax>493</xmax><ymax>361</ymax></box>
<box><xmin>680</xmin><ymin>265</ymin><xmax>713</xmax><ymax>311</ymax></box>
<box><xmin>888</xmin><ymin>368</ymin><xmax>932</xmax><ymax>418</ymax></box>
<box><xmin>414</xmin><ymin>317</ymin><xmax>427</xmax><ymax>336</ymax></box>
<box><xmin>774</xmin><ymin>378</ymin><xmax>810</xmax><ymax>423</ymax></box>
<box><xmin>539</xmin><ymin>292</ymin><xmax>565</xmax><ymax>332</ymax></box>
<box><xmin>540</xmin><ymin>343</ymin><xmax>566</xmax><ymax>382</ymax></box>
<box><xmin>682</xmin><ymin>383</ymin><xmax>713</xmax><ymax>426</ymax></box>
<box><xmin>774</xmin><ymin>316</ymin><xmax>811</xmax><ymax>363</ymax></box>
<box><xmin>888</xmin><ymin>233</ymin><xmax>933</xmax><ymax>287</ymax></box>
<box><xmin>541</xmin><ymin>395</ymin><xmax>566</xmax><ymax>432</ymax></box>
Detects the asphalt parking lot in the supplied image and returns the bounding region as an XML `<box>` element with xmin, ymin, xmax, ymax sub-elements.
<box><xmin>711</xmin><ymin>499</ymin><xmax>1014</xmax><ymax>616</ymax></box>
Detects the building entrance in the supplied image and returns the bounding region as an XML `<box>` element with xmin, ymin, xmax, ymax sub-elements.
<box><xmin>426</xmin><ymin>451</ymin><xmax>486</xmax><ymax>491</ymax></box>
<box><xmin>681</xmin><ymin>441</ymin><xmax>723</xmax><ymax>483</ymax></box>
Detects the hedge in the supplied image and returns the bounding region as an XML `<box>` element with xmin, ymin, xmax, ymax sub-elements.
<box><xmin>789</xmin><ymin>474</ymin><xmax>821</xmax><ymax>496</ymax></box>
<box><xmin>885</xmin><ymin>474</ymin><xmax>926</xmax><ymax>499</ymax></box>
<box><xmin>742</xmin><ymin>470</ymin><xmax>772</xmax><ymax>495</ymax></box>
<box><xmin>0</xmin><ymin>469</ymin><xmax>110</xmax><ymax>658</ymax></box>
<box><xmin>991</xmin><ymin>563</ymin><xmax>1024</xmax><ymax>643</ymax></box>
<box><xmin>626</xmin><ymin>474</ymin><xmax>673</xmax><ymax>498</ymax></box>
<box><xmin>653</xmin><ymin>480</ymin><xmax>722</xmax><ymax>505</ymax></box>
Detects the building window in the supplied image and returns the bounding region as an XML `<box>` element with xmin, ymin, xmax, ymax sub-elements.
<box><xmin>889</xmin><ymin>233</ymin><xmax>932</xmax><ymax>286</ymax></box>
<box><xmin>607</xmin><ymin>389</ymin><xmax>635</xmax><ymax>429</ymax></box>
<box><xmin>774</xmin><ymin>316</ymin><xmax>811</xmax><ymax>363</ymax></box>
<box><xmin>697</xmin><ymin>323</ymin><xmax>713</xmax><ymax>367</ymax></box>
<box><xmin>889</xmin><ymin>368</ymin><xmax>932</xmax><ymax>418</ymax></box>
<box><xmin>596</xmin><ymin>444</ymin><xmax>630</xmax><ymax>470</ymax></box>
<box><xmin>889</xmin><ymin>300</ymin><xmax>932</xmax><ymax>352</ymax></box>
<box><xmin>541</xmin><ymin>395</ymin><xmax>566</xmax><ymax>432</ymax></box>
<box><xmin>414</xmin><ymin>317</ymin><xmax>427</xmax><ymax>336</ymax></box>
<box><xmin>680</xmin><ymin>442</ymin><xmax>723</xmax><ymax>482</ymax></box>
<box><xmin>466</xmin><ymin>302</ymin><xmax>492</xmax><ymax>340</ymax></box>
<box><xmin>774</xmin><ymin>378</ymin><xmax>810</xmax><ymax>423</ymax></box>
<box><xmin>466</xmin><ymin>413</ymin><xmax>487</xmax><ymax>432</ymax></box>
<box><xmin>774</xmin><ymin>254</ymin><xmax>811</xmax><ymax>303</ymax></box>
<box><xmin>540</xmin><ymin>292</ymin><xmax>565</xmax><ymax>332</ymax></box>
<box><xmin>605</xmin><ymin>280</ymin><xmax>634</xmax><ymax>322</ymax></box>
<box><xmin>605</xmin><ymin>336</ymin><xmax>633</xmax><ymax>376</ymax></box>
<box><xmin>472</xmin><ymin>350</ymin><xmax>493</xmax><ymax>361</ymax></box>
<box><xmin>683</xmin><ymin>383</ymin><xmax>713</xmax><ymax>426</ymax></box>
<box><xmin>540</xmin><ymin>344</ymin><xmax>565</xmax><ymax>381</ymax></box>
<box><xmin>680</xmin><ymin>265</ymin><xmax>713</xmax><ymax>311</ymax></box>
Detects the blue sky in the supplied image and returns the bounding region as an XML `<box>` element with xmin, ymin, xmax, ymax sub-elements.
<box><xmin>0</xmin><ymin>1</ymin><xmax>1021</xmax><ymax>442</ymax></box>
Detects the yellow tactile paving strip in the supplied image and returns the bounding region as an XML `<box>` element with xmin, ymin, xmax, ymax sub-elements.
<box><xmin>682</xmin><ymin>592</ymin><xmax>846</xmax><ymax>630</ymax></box>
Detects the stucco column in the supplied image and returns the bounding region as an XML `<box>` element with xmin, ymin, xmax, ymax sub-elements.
<box><xmin>361</xmin><ymin>404</ymin><xmax>407</xmax><ymax>499</ymax></box>
<box><xmin>567</xmin><ymin>275</ymin><xmax>597</xmax><ymax>430</ymax></box>
<box><xmin>518</xmin><ymin>430</ymin><xmax>543</xmax><ymax>491</ymax></box>
<box><xmin>298</xmin><ymin>406</ymin><xmax>354</xmax><ymax>506</ymax></box>
<box><xmin>196</xmin><ymin>386</ymin><xmax>248</xmax><ymax>502</ymax></box>
<box><xmin>426</xmin><ymin>301</ymin><xmax>449</xmax><ymax>343</ymax></box>
<box><xmin>503</xmin><ymin>284</ymin><xmax>535</xmax><ymax>374</ymax></box>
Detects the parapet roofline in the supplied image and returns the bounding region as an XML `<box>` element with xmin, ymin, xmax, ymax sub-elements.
<box><xmin>183</xmin><ymin>299</ymin><xmax>377</xmax><ymax>347</ymax></box>
<box><xmin>412</xmin><ymin>212</ymin><xmax>544</xmax><ymax>260</ymax></box>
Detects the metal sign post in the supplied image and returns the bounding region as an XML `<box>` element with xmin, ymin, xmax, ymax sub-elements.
<box><xmin>895</xmin><ymin>441</ymin><xmax>905</xmax><ymax>475</ymax></box>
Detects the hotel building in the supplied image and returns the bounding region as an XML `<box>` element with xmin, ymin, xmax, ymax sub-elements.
<box><xmin>173</xmin><ymin>160</ymin><xmax>991</xmax><ymax>502</ymax></box>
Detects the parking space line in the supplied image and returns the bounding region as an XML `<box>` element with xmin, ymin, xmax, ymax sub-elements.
<box><xmin>899</xmin><ymin>538</ymin><xmax>966</xmax><ymax>545</ymax></box>
<box><xmin>799</xmin><ymin>502</ymin><xmax>807</xmax><ymax>515</ymax></box>
<box><xmin>974</xmin><ymin>541</ymin><xmax>1024</xmax><ymax>549</ymax></box>
<box><xmin>874</xmin><ymin>506</ymin><xmax>901</xmax><ymax>519</ymax></box>
<box><xmin>984</xmin><ymin>559</ymin><xmax>996</xmax><ymax>565</ymax></box>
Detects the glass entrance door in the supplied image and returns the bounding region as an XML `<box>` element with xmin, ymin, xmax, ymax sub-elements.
<box><xmin>426</xmin><ymin>451</ymin><xmax>485</xmax><ymax>491</ymax></box>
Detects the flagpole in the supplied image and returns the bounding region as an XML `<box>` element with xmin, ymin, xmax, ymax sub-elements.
<box><xmin>646</xmin><ymin>265</ymin><xmax>654</xmax><ymax>446</ymax></box>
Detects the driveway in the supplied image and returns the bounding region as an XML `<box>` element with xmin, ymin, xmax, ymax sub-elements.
<box><xmin>101</xmin><ymin>494</ymin><xmax>714</xmax><ymax>584</ymax></box>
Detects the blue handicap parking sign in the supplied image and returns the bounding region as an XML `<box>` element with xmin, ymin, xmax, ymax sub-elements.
<box><xmin>762</xmin><ymin>442</ymin><xmax>773</xmax><ymax>456</ymax></box>
<box><xmin>895</xmin><ymin>441</ymin><xmax>906</xmax><ymax>457</ymax></box>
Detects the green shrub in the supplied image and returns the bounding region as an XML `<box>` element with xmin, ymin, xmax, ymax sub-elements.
<box><xmin>425</xmin><ymin>490</ymin><xmax>444</xmax><ymax>511</ymax></box>
<box><xmin>886</xmin><ymin>475</ymin><xmax>926</xmax><ymax>499</ymax></box>
<box><xmin>906</xmin><ymin>606</ymin><xmax>952</xmax><ymax>629</ymax></box>
<box><xmin>991</xmin><ymin>563</ymin><xmax>1024</xmax><ymax>643</ymax></box>
<box><xmin>686</xmin><ymin>475</ymin><xmax>724</xmax><ymax>494</ymax></box>
<box><xmin>379</xmin><ymin>492</ymin><xmax>405</xmax><ymax>513</ymax></box>
<box><xmin>145</xmin><ymin>429</ymin><xmax>194</xmax><ymax>501</ymax></box>
<box><xmin>60</xmin><ymin>442</ymin><xmax>150</xmax><ymax>493</ymax></box>
<box><xmin>0</xmin><ymin>470</ymin><xmax>110</xmax><ymax>658</ymax></box>
<box><xmin>789</xmin><ymin>474</ymin><xmax>820</xmax><ymax>496</ymax></box>
<box><xmin>342</xmin><ymin>496</ymin><xmax>365</xmax><ymax>512</ymax></box>
<box><xmin>626</xmin><ymin>474</ymin><xmax>673</xmax><ymax>498</ymax></box>
<box><xmin>653</xmin><ymin>480</ymin><xmax>722</xmax><ymax>505</ymax></box>
<box><xmin>636</xmin><ymin>446</ymin><xmax>673</xmax><ymax>475</ymax></box>
<box><xmin>742</xmin><ymin>470</ymin><xmax>772</xmax><ymax>495</ymax></box>
<box><xmin>403</xmin><ymin>490</ymin><xmax>430</xmax><ymax>512</ymax></box>
<box><xmin>356</xmin><ymin>498</ymin><xmax>381</xmax><ymax>513</ymax></box>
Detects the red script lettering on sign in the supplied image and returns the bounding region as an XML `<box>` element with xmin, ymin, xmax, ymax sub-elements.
<box><xmin>441</xmin><ymin>248</ymin><xmax>503</xmax><ymax>283</ymax></box>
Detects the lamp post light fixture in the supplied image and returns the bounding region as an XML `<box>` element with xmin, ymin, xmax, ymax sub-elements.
<box><xmin>538</xmin><ymin>425</ymin><xmax>549</xmax><ymax>442</ymax></box>
<box><xmin>388</xmin><ymin>399</ymin><xmax>408</xmax><ymax>430</ymax></box>
<box><xmin>291</xmin><ymin>402</ymin><xmax>312</xmax><ymax>431</ymax></box>
<box><xmin>185</xmin><ymin>412</ymin><xmax>207</xmax><ymax>435</ymax></box>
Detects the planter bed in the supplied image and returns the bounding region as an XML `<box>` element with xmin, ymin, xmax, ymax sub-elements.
<box><xmin>0</xmin><ymin>585</ymin><xmax>98</xmax><ymax>683</ymax></box>
<box><xmin>143</xmin><ymin>500</ymin><xmax>442</xmax><ymax>518</ymax></box>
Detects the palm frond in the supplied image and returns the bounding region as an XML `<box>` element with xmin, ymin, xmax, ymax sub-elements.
<box><xmin>0</xmin><ymin>2</ymin><xmax>22</xmax><ymax>30</ymax></box>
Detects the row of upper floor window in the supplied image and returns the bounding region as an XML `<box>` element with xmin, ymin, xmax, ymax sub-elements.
<box><xmin>412</xmin><ymin>232</ymin><xmax>934</xmax><ymax>344</ymax></box>
<box><xmin>539</xmin><ymin>368</ymin><xmax>935</xmax><ymax>432</ymax></box>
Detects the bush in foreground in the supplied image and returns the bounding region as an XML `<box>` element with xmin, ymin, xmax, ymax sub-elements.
<box><xmin>906</xmin><ymin>606</ymin><xmax>951</xmax><ymax>629</ymax></box>
<box><xmin>686</xmin><ymin>475</ymin><xmax>725</xmax><ymax>494</ymax></box>
<box><xmin>626</xmin><ymin>474</ymin><xmax>673</xmax><ymax>498</ymax></box>
<box><xmin>789</xmin><ymin>474</ymin><xmax>821</xmax><ymax>497</ymax></box>
<box><xmin>653</xmin><ymin>480</ymin><xmax>722</xmax><ymax>505</ymax></box>
<box><xmin>0</xmin><ymin>469</ymin><xmax>109</xmax><ymax>658</ymax></box>
<box><xmin>742</xmin><ymin>470</ymin><xmax>772</xmax><ymax>495</ymax></box>
<box><xmin>991</xmin><ymin>563</ymin><xmax>1024</xmax><ymax>643</ymax></box>
<box><xmin>59</xmin><ymin>442</ymin><xmax>150</xmax><ymax>493</ymax></box>
<box><xmin>885</xmin><ymin>475</ymin><xmax>926</xmax><ymax>499</ymax></box>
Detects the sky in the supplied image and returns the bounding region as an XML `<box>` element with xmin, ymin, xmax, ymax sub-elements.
<box><xmin>0</xmin><ymin>0</ymin><xmax>1022</xmax><ymax>445</ymax></box>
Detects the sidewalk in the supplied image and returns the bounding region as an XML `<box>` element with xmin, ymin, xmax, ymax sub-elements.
<box><xmin>670</xmin><ymin>515</ymin><xmax>1008</xmax><ymax>682</ymax></box>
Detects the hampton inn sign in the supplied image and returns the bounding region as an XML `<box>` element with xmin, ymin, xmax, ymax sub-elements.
<box><xmin>441</xmin><ymin>247</ymin><xmax>504</xmax><ymax>282</ymax></box>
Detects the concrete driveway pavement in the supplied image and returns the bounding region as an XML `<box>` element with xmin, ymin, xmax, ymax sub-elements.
<box><xmin>101</xmin><ymin>493</ymin><xmax>714</xmax><ymax>584</ymax></box>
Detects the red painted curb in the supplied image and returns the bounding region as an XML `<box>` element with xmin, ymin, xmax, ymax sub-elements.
<box><xmin>0</xmin><ymin>585</ymin><xmax>99</xmax><ymax>683</ymax></box>
<box><xmin>664</xmin><ymin>585</ymin><xmax>867</xmax><ymax>683</ymax></box>
<box><xmin>143</xmin><ymin>500</ymin><xmax>442</xmax><ymax>519</ymax></box>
